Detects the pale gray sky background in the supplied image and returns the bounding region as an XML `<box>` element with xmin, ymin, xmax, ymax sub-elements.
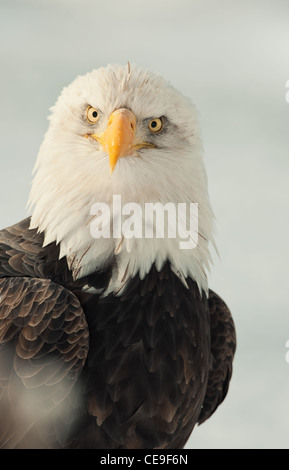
<box><xmin>0</xmin><ymin>0</ymin><xmax>289</xmax><ymax>449</ymax></box>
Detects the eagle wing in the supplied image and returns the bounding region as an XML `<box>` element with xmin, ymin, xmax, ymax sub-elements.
<box><xmin>197</xmin><ymin>289</ymin><xmax>236</xmax><ymax>425</ymax></box>
<box><xmin>0</xmin><ymin>276</ymin><xmax>89</xmax><ymax>448</ymax></box>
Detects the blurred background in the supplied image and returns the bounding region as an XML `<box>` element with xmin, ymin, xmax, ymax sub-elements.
<box><xmin>0</xmin><ymin>0</ymin><xmax>289</xmax><ymax>449</ymax></box>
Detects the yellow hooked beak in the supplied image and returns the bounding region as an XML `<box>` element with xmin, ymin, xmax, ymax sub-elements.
<box><xmin>103</xmin><ymin>108</ymin><xmax>136</xmax><ymax>173</ymax></box>
<box><xmin>86</xmin><ymin>108</ymin><xmax>155</xmax><ymax>174</ymax></box>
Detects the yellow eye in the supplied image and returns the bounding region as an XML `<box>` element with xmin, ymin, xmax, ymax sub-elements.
<box><xmin>148</xmin><ymin>117</ymin><xmax>164</xmax><ymax>133</ymax></box>
<box><xmin>86</xmin><ymin>106</ymin><xmax>99</xmax><ymax>124</ymax></box>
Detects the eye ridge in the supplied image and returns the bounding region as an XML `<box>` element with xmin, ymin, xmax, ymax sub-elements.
<box><xmin>86</xmin><ymin>105</ymin><xmax>100</xmax><ymax>124</ymax></box>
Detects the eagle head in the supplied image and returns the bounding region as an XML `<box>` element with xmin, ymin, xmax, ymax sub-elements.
<box><xmin>29</xmin><ymin>63</ymin><xmax>215</xmax><ymax>294</ymax></box>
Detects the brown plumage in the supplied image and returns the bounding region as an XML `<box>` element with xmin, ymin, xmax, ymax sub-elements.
<box><xmin>0</xmin><ymin>218</ymin><xmax>236</xmax><ymax>449</ymax></box>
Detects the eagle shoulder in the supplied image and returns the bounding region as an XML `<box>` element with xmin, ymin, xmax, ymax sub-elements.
<box><xmin>198</xmin><ymin>289</ymin><xmax>236</xmax><ymax>425</ymax></box>
<box><xmin>0</xmin><ymin>275</ymin><xmax>89</xmax><ymax>448</ymax></box>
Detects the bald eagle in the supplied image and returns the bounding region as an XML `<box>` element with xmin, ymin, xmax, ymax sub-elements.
<box><xmin>0</xmin><ymin>64</ymin><xmax>236</xmax><ymax>449</ymax></box>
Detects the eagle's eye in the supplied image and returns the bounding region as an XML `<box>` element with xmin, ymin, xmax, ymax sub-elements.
<box><xmin>148</xmin><ymin>117</ymin><xmax>164</xmax><ymax>134</ymax></box>
<box><xmin>86</xmin><ymin>106</ymin><xmax>99</xmax><ymax>124</ymax></box>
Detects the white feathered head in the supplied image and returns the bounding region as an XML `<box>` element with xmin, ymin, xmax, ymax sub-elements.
<box><xmin>29</xmin><ymin>63</ymin><xmax>215</xmax><ymax>294</ymax></box>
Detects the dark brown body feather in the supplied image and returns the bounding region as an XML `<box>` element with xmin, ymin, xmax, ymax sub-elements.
<box><xmin>0</xmin><ymin>218</ymin><xmax>236</xmax><ymax>448</ymax></box>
